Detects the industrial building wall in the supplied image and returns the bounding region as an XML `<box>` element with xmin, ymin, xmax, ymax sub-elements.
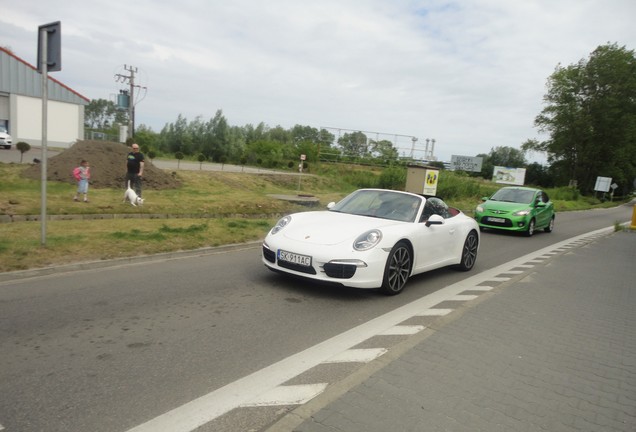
<box><xmin>0</xmin><ymin>94</ymin><xmax>8</xmax><ymax>129</ymax></box>
<box><xmin>13</xmin><ymin>94</ymin><xmax>84</xmax><ymax>148</ymax></box>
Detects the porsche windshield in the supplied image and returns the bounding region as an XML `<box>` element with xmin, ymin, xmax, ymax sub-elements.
<box><xmin>331</xmin><ymin>190</ymin><xmax>421</xmax><ymax>222</ymax></box>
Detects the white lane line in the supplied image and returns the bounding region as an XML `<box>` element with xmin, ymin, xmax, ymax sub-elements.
<box><xmin>469</xmin><ymin>285</ymin><xmax>494</xmax><ymax>291</ymax></box>
<box><xmin>486</xmin><ymin>276</ymin><xmax>511</xmax><ymax>282</ymax></box>
<box><xmin>378</xmin><ymin>325</ymin><xmax>425</xmax><ymax>335</ymax></box>
<box><xmin>323</xmin><ymin>348</ymin><xmax>387</xmax><ymax>363</ymax></box>
<box><xmin>240</xmin><ymin>384</ymin><xmax>328</xmax><ymax>407</ymax></box>
<box><xmin>417</xmin><ymin>308</ymin><xmax>453</xmax><ymax>316</ymax></box>
<box><xmin>447</xmin><ymin>294</ymin><xmax>479</xmax><ymax>301</ymax></box>
<box><xmin>125</xmin><ymin>226</ymin><xmax>614</xmax><ymax>432</ymax></box>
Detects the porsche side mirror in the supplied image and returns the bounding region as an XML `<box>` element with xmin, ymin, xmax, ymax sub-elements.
<box><xmin>327</xmin><ymin>202</ymin><xmax>336</xmax><ymax>209</ymax></box>
<box><xmin>425</xmin><ymin>214</ymin><xmax>445</xmax><ymax>227</ymax></box>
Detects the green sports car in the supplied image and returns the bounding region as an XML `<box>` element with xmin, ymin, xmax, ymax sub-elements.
<box><xmin>474</xmin><ymin>186</ymin><xmax>555</xmax><ymax>236</ymax></box>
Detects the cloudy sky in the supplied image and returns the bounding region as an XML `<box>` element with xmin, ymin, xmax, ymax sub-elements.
<box><xmin>1</xmin><ymin>0</ymin><xmax>635</xmax><ymax>162</ymax></box>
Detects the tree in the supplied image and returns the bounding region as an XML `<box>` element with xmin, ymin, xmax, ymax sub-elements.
<box><xmin>16</xmin><ymin>141</ymin><xmax>30</xmax><ymax>163</ymax></box>
<box><xmin>338</xmin><ymin>131</ymin><xmax>369</xmax><ymax>158</ymax></box>
<box><xmin>84</xmin><ymin>98</ymin><xmax>127</xmax><ymax>129</ymax></box>
<box><xmin>197</xmin><ymin>153</ymin><xmax>207</xmax><ymax>169</ymax></box>
<box><xmin>524</xmin><ymin>43</ymin><xmax>636</xmax><ymax>194</ymax></box>
<box><xmin>525</xmin><ymin>162</ymin><xmax>554</xmax><ymax>188</ymax></box>
<box><xmin>175</xmin><ymin>151</ymin><xmax>184</xmax><ymax>169</ymax></box>
<box><xmin>369</xmin><ymin>139</ymin><xmax>399</xmax><ymax>161</ymax></box>
<box><xmin>477</xmin><ymin>146</ymin><xmax>527</xmax><ymax>179</ymax></box>
<box><xmin>134</xmin><ymin>124</ymin><xmax>157</xmax><ymax>150</ymax></box>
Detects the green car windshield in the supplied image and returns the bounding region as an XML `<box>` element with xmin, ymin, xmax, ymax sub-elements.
<box><xmin>490</xmin><ymin>189</ymin><xmax>535</xmax><ymax>204</ymax></box>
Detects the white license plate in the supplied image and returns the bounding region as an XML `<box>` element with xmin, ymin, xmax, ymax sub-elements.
<box><xmin>278</xmin><ymin>249</ymin><xmax>312</xmax><ymax>266</ymax></box>
<box><xmin>488</xmin><ymin>217</ymin><xmax>505</xmax><ymax>223</ymax></box>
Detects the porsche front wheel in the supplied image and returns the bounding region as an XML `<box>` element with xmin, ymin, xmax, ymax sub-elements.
<box><xmin>381</xmin><ymin>241</ymin><xmax>412</xmax><ymax>295</ymax></box>
<box><xmin>454</xmin><ymin>231</ymin><xmax>478</xmax><ymax>271</ymax></box>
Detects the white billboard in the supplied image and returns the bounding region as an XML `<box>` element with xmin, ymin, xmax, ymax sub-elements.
<box><xmin>594</xmin><ymin>176</ymin><xmax>612</xmax><ymax>192</ymax></box>
<box><xmin>450</xmin><ymin>155</ymin><xmax>483</xmax><ymax>172</ymax></box>
<box><xmin>492</xmin><ymin>166</ymin><xmax>526</xmax><ymax>185</ymax></box>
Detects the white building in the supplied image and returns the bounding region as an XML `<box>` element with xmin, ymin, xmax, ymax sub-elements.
<box><xmin>0</xmin><ymin>46</ymin><xmax>89</xmax><ymax>148</ymax></box>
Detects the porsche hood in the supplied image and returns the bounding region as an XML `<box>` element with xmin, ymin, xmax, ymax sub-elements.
<box><xmin>279</xmin><ymin>211</ymin><xmax>398</xmax><ymax>246</ymax></box>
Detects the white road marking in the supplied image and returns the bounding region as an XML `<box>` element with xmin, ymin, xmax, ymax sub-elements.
<box><xmin>469</xmin><ymin>285</ymin><xmax>494</xmax><ymax>291</ymax></box>
<box><xmin>447</xmin><ymin>294</ymin><xmax>479</xmax><ymax>301</ymax></box>
<box><xmin>240</xmin><ymin>384</ymin><xmax>328</xmax><ymax>407</ymax></box>
<box><xmin>378</xmin><ymin>325</ymin><xmax>425</xmax><ymax>335</ymax></box>
<box><xmin>484</xmin><ymin>276</ymin><xmax>511</xmax><ymax>282</ymax></box>
<box><xmin>323</xmin><ymin>348</ymin><xmax>387</xmax><ymax>363</ymax></box>
<box><xmin>125</xmin><ymin>226</ymin><xmax>614</xmax><ymax>432</ymax></box>
<box><xmin>417</xmin><ymin>308</ymin><xmax>453</xmax><ymax>316</ymax></box>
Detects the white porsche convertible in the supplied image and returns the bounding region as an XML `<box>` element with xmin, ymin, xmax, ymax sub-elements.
<box><xmin>262</xmin><ymin>188</ymin><xmax>480</xmax><ymax>295</ymax></box>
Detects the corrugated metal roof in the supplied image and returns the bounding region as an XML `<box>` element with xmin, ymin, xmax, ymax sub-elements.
<box><xmin>0</xmin><ymin>47</ymin><xmax>90</xmax><ymax>105</ymax></box>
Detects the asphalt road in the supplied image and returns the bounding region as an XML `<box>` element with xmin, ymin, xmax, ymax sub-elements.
<box><xmin>0</xmin><ymin>202</ymin><xmax>633</xmax><ymax>432</ymax></box>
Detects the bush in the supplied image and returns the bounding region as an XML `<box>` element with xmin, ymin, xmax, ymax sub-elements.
<box><xmin>378</xmin><ymin>166</ymin><xmax>406</xmax><ymax>189</ymax></box>
<box><xmin>549</xmin><ymin>186</ymin><xmax>580</xmax><ymax>201</ymax></box>
<box><xmin>437</xmin><ymin>171</ymin><xmax>482</xmax><ymax>199</ymax></box>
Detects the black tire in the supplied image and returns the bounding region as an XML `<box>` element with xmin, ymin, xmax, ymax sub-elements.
<box><xmin>525</xmin><ymin>218</ymin><xmax>536</xmax><ymax>237</ymax></box>
<box><xmin>544</xmin><ymin>216</ymin><xmax>555</xmax><ymax>233</ymax></box>
<box><xmin>454</xmin><ymin>231</ymin><xmax>478</xmax><ymax>271</ymax></box>
<box><xmin>381</xmin><ymin>241</ymin><xmax>411</xmax><ymax>295</ymax></box>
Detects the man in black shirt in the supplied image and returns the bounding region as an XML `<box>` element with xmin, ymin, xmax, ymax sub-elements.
<box><xmin>125</xmin><ymin>143</ymin><xmax>145</xmax><ymax>197</ymax></box>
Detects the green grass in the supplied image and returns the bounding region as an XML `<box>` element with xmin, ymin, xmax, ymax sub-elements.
<box><xmin>0</xmin><ymin>162</ymin><xmax>628</xmax><ymax>273</ymax></box>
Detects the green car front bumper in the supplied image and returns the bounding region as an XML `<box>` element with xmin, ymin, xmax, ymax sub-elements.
<box><xmin>474</xmin><ymin>213</ymin><xmax>531</xmax><ymax>231</ymax></box>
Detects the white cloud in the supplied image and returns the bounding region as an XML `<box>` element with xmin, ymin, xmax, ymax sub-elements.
<box><xmin>1</xmin><ymin>0</ymin><xmax>635</xmax><ymax>162</ymax></box>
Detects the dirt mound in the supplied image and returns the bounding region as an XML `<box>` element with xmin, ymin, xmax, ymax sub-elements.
<box><xmin>21</xmin><ymin>140</ymin><xmax>181</xmax><ymax>190</ymax></box>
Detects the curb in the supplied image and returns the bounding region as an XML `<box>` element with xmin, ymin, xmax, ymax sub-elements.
<box><xmin>0</xmin><ymin>240</ymin><xmax>263</xmax><ymax>283</ymax></box>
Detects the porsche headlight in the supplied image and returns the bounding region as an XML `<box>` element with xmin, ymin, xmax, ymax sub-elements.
<box><xmin>513</xmin><ymin>209</ymin><xmax>531</xmax><ymax>216</ymax></box>
<box><xmin>353</xmin><ymin>229</ymin><xmax>382</xmax><ymax>251</ymax></box>
<box><xmin>270</xmin><ymin>215</ymin><xmax>291</xmax><ymax>235</ymax></box>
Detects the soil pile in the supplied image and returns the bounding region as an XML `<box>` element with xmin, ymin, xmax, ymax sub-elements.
<box><xmin>21</xmin><ymin>140</ymin><xmax>181</xmax><ymax>190</ymax></box>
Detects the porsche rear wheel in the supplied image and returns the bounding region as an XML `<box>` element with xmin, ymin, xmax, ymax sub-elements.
<box><xmin>454</xmin><ymin>230</ymin><xmax>478</xmax><ymax>271</ymax></box>
<box><xmin>381</xmin><ymin>241</ymin><xmax>411</xmax><ymax>295</ymax></box>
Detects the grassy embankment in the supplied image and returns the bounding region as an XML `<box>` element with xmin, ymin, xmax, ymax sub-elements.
<box><xmin>0</xmin><ymin>161</ymin><xmax>623</xmax><ymax>273</ymax></box>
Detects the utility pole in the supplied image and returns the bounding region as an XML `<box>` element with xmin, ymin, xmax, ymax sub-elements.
<box><xmin>115</xmin><ymin>65</ymin><xmax>146</xmax><ymax>140</ymax></box>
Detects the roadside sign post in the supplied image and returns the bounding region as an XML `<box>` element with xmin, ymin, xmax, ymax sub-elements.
<box><xmin>297</xmin><ymin>154</ymin><xmax>306</xmax><ymax>194</ymax></box>
<box><xmin>37</xmin><ymin>21</ymin><xmax>61</xmax><ymax>246</ymax></box>
<box><xmin>610</xmin><ymin>183</ymin><xmax>618</xmax><ymax>201</ymax></box>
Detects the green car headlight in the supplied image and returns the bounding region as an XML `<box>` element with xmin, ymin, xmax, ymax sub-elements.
<box><xmin>476</xmin><ymin>205</ymin><xmax>484</xmax><ymax>213</ymax></box>
<box><xmin>513</xmin><ymin>209</ymin><xmax>531</xmax><ymax>216</ymax></box>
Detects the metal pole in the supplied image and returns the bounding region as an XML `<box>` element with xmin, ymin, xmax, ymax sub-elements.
<box><xmin>127</xmin><ymin>65</ymin><xmax>135</xmax><ymax>139</ymax></box>
<box><xmin>40</xmin><ymin>28</ymin><xmax>48</xmax><ymax>246</ymax></box>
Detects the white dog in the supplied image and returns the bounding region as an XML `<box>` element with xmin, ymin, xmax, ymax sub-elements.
<box><xmin>124</xmin><ymin>180</ymin><xmax>144</xmax><ymax>206</ymax></box>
